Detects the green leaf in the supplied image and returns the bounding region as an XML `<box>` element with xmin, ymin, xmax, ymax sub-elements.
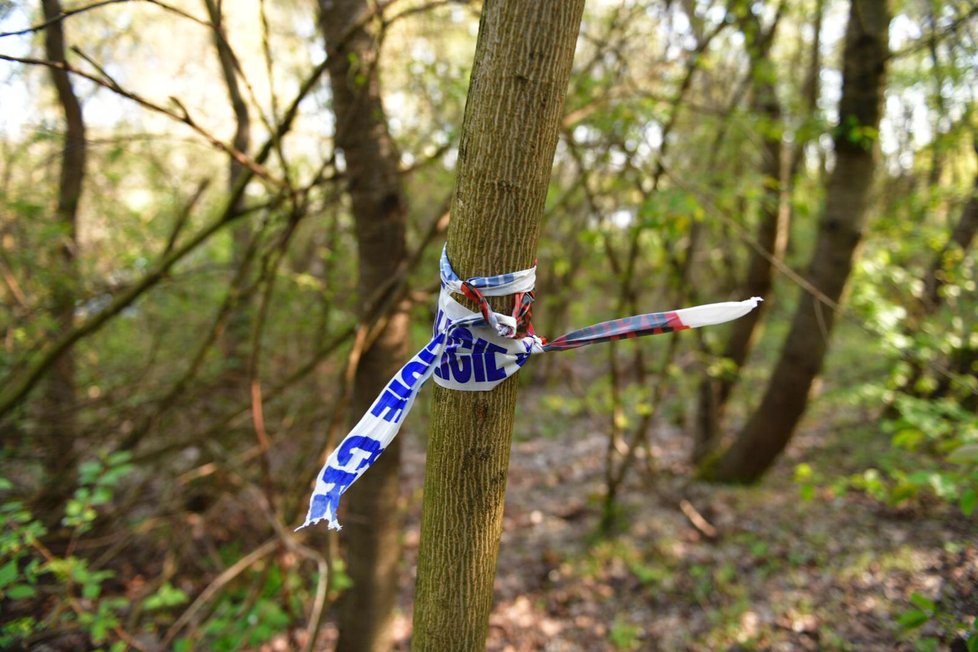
<box><xmin>948</xmin><ymin>444</ymin><xmax>978</xmax><ymax>465</ymax></box>
<box><xmin>81</xmin><ymin>582</ymin><xmax>102</xmax><ymax>600</ymax></box>
<box><xmin>897</xmin><ymin>609</ymin><xmax>929</xmax><ymax>629</ymax></box>
<box><xmin>78</xmin><ymin>461</ymin><xmax>102</xmax><ymax>485</ymax></box>
<box><xmin>330</xmin><ymin>559</ymin><xmax>353</xmax><ymax>592</ymax></box>
<box><xmin>6</xmin><ymin>584</ymin><xmax>36</xmax><ymax>599</ymax></box>
<box><xmin>916</xmin><ymin>637</ymin><xmax>939</xmax><ymax>652</ymax></box>
<box><xmin>909</xmin><ymin>592</ymin><xmax>935</xmax><ymax>613</ymax></box>
<box><xmin>893</xmin><ymin>428</ymin><xmax>924</xmax><ymax>450</ymax></box>
<box><xmin>107</xmin><ymin>451</ymin><xmax>132</xmax><ymax>466</ymax></box>
<box><xmin>906</xmin><ymin>471</ymin><xmax>933</xmax><ymax>485</ymax></box>
<box><xmin>961</xmin><ymin>488</ymin><xmax>977</xmax><ymax>517</ymax></box>
<box><xmin>794</xmin><ymin>463</ymin><xmax>814</xmax><ymax>482</ymax></box>
<box><xmin>0</xmin><ymin>559</ymin><xmax>18</xmax><ymax>588</ymax></box>
<box><xmin>967</xmin><ymin>634</ymin><xmax>978</xmax><ymax>652</ymax></box>
<box><xmin>91</xmin><ymin>486</ymin><xmax>112</xmax><ymax>506</ymax></box>
<box><xmin>889</xmin><ymin>482</ymin><xmax>918</xmax><ymax>504</ymax></box>
<box><xmin>144</xmin><ymin>582</ymin><xmax>189</xmax><ymax>610</ymax></box>
<box><xmin>173</xmin><ymin>639</ymin><xmax>193</xmax><ymax>652</ymax></box>
<box><xmin>928</xmin><ymin>473</ymin><xmax>957</xmax><ymax>500</ymax></box>
<box><xmin>800</xmin><ymin>484</ymin><xmax>816</xmax><ymax>502</ymax></box>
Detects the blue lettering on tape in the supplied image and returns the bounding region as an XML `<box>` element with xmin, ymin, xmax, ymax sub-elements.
<box><xmin>430</xmin><ymin>328</ymin><xmax>516</xmax><ymax>385</ymax></box>
<box><xmin>484</xmin><ymin>341</ymin><xmax>508</xmax><ymax>381</ymax></box>
<box><xmin>370</xmin><ymin>385</ymin><xmax>409</xmax><ymax>423</ymax></box>
<box><xmin>336</xmin><ymin>435</ymin><xmax>383</xmax><ymax>471</ymax></box>
<box><xmin>472</xmin><ymin>338</ymin><xmax>486</xmax><ymax>382</ymax></box>
<box><xmin>447</xmin><ymin>348</ymin><xmax>472</xmax><ymax>383</ymax></box>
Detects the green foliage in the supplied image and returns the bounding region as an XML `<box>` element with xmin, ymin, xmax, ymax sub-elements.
<box><xmin>834</xmin><ymin>115</ymin><xmax>881</xmax><ymax>150</ymax></box>
<box><xmin>608</xmin><ymin>614</ymin><xmax>642</xmax><ymax>650</ymax></box>
<box><xmin>65</xmin><ymin>451</ymin><xmax>135</xmax><ymax>532</ymax></box>
<box><xmin>0</xmin><ymin>452</ymin><xmax>136</xmax><ymax>648</ymax></box>
<box><xmin>793</xmin><ymin>462</ymin><xmax>818</xmax><ymax>502</ymax></box>
<box><xmin>174</xmin><ymin>560</ymin><xmax>294</xmax><ymax>652</ymax></box>
<box><xmin>144</xmin><ymin>582</ymin><xmax>190</xmax><ymax>611</ymax></box>
<box><xmin>837</xmin><ymin>396</ymin><xmax>978</xmax><ymax>515</ymax></box>
<box><xmin>897</xmin><ymin>591</ymin><xmax>978</xmax><ymax>651</ymax></box>
<box><xmin>330</xmin><ymin>557</ymin><xmax>354</xmax><ymax>593</ymax></box>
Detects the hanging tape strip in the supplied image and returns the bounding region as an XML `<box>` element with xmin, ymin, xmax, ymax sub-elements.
<box><xmin>299</xmin><ymin>245</ymin><xmax>761</xmax><ymax>530</ymax></box>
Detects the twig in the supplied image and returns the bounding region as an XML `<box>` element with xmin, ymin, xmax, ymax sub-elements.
<box><xmin>31</xmin><ymin>539</ymin><xmax>150</xmax><ymax>651</ymax></box>
<box><xmin>666</xmin><ymin>166</ymin><xmax>976</xmax><ymax>398</ymax></box>
<box><xmin>888</xmin><ymin>3</ymin><xmax>978</xmax><ymax>61</ymax></box>
<box><xmin>0</xmin><ymin>52</ymin><xmax>281</xmax><ymax>188</ymax></box>
<box><xmin>161</xmin><ymin>538</ymin><xmax>279</xmax><ymax>647</ymax></box>
<box><xmin>0</xmin><ymin>252</ymin><xmax>29</xmax><ymax>309</ymax></box>
<box><xmin>679</xmin><ymin>499</ymin><xmax>718</xmax><ymax>539</ymax></box>
<box><xmin>163</xmin><ymin>179</ymin><xmax>210</xmax><ymax>256</ymax></box>
<box><xmin>0</xmin><ymin>0</ymin><xmax>129</xmax><ymax>38</ymax></box>
<box><xmin>249</xmin><ymin>487</ymin><xmax>331</xmax><ymax>652</ymax></box>
<box><xmin>0</xmin><ymin>53</ymin><xmax>332</xmax><ymax>420</ymax></box>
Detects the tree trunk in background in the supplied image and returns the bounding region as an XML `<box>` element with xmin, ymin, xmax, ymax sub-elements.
<box><xmin>921</xmin><ymin>160</ymin><xmax>978</xmax><ymax>316</ymax></box>
<box><xmin>202</xmin><ymin>0</ymin><xmax>252</xmax><ymax>378</ymax></box>
<box><xmin>39</xmin><ymin>0</ymin><xmax>85</xmax><ymax>509</ymax></box>
<box><xmin>411</xmin><ymin>2</ymin><xmax>585</xmax><ymax>649</ymax></box>
<box><xmin>703</xmin><ymin>0</ymin><xmax>891</xmax><ymax>483</ymax></box>
<box><xmin>693</xmin><ymin>4</ymin><xmax>784</xmax><ymax>463</ymax></box>
<box><xmin>919</xmin><ymin>151</ymin><xmax>978</xmax><ymax>408</ymax></box>
<box><xmin>319</xmin><ymin>2</ymin><xmax>410</xmax><ymax>651</ymax></box>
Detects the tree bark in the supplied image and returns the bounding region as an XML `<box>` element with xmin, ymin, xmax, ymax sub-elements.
<box><xmin>693</xmin><ymin>3</ymin><xmax>784</xmax><ymax>462</ymax></box>
<box><xmin>702</xmin><ymin>0</ymin><xmax>891</xmax><ymax>483</ymax></box>
<box><xmin>39</xmin><ymin>0</ymin><xmax>85</xmax><ymax>504</ymax></box>
<box><xmin>202</xmin><ymin>0</ymin><xmax>252</xmax><ymax>377</ymax></box>
<box><xmin>319</xmin><ymin>2</ymin><xmax>410</xmax><ymax>651</ymax></box>
<box><xmin>411</xmin><ymin>2</ymin><xmax>585</xmax><ymax>650</ymax></box>
<box><xmin>916</xmin><ymin>154</ymin><xmax>978</xmax><ymax>408</ymax></box>
<box><xmin>921</xmin><ymin>163</ymin><xmax>978</xmax><ymax>315</ymax></box>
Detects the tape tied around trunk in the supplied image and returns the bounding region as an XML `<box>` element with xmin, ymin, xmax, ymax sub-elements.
<box><xmin>300</xmin><ymin>245</ymin><xmax>761</xmax><ymax>530</ymax></box>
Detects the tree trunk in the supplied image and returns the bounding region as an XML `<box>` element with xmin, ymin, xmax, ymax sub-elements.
<box><xmin>693</xmin><ymin>4</ymin><xmax>784</xmax><ymax>462</ymax></box>
<box><xmin>916</xmin><ymin>156</ymin><xmax>978</xmax><ymax>408</ymax></box>
<box><xmin>921</xmin><ymin>164</ymin><xmax>978</xmax><ymax>315</ymax></box>
<box><xmin>202</xmin><ymin>0</ymin><xmax>252</xmax><ymax>378</ymax></box>
<box><xmin>411</xmin><ymin>2</ymin><xmax>584</xmax><ymax>650</ymax></box>
<box><xmin>319</xmin><ymin>2</ymin><xmax>410</xmax><ymax>651</ymax></box>
<box><xmin>39</xmin><ymin>0</ymin><xmax>85</xmax><ymax>508</ymax></box>
<box><xmin>702</xmin><ymin>0</ymin><xmax>891</xmax><ymax>483</ymax></box>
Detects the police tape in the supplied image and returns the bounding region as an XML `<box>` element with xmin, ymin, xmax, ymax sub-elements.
<box><xmin>300</xmin><ymin>246</ymin><xmax>761</xmax><ymax>530</ymax></box>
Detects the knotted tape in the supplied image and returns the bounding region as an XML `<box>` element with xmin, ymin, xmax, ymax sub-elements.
<box><xmin>300</xmin><ymin>246</ymin><xmax>761</xmax><ymax>530</ymax></box>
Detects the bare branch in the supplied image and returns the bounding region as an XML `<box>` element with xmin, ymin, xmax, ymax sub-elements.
<box><xmin>889</xmin><ymin>3</ymin><xmax>978</xmax><ymax>60</ymax></box>
<box><xmin>0</xmin><ymin>52</ymin><xmax>282</xmax><ymax>187</ymax></box>
<box><xmin>0</xmin><ymin>55</ymin><xmax>333</xmax><ymax>420</ymax></box>
<box><xmin>0</xmin><ymin>0</ymin><xmax>128</xmax><ymax>38</ymax></box>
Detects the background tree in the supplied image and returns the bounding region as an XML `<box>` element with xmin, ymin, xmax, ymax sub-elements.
<box><xmin>36</xmin><ymin>0</ymin><xmax>85</xmax><ymax>516</ymax></box>
<box><xmin>702</xmin><ymin>0</ymin><xmax>893</xmax><ymax>482</ymax></box>
<box><xmin>319</xmin><ymin>1</ymin><xmax>410</xmax><ymax>650</ymax></box>
<box><xmin>202</xmin><ymin>0</ymin><xmax>252</xmax><ymax>378</ymax></box>
<box><xmin>693</xmin><ymin>0</ymin><xmax>785</xmax><ymax>462</ymax></box>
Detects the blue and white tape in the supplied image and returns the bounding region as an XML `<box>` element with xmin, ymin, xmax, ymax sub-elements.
<box><xmin>300</xmin><ymin>246</ymin><xmax>760</xmax><ymax>530</ymax></box>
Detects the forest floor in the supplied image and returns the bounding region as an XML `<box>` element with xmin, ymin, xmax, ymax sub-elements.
<box><xmin>313</xmin><ymin>376</ymin><xmax>978</xmax><ymax>652</ymax></box>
